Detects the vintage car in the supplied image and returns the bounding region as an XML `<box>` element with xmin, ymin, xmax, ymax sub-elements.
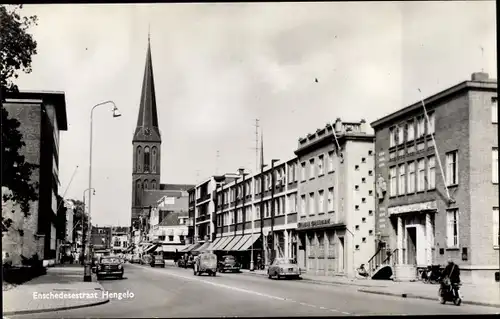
<box><xmin>217</xmin><ymin>255</ymin><xmax>241</xmax><ymax>273</ymax></box>
<box><xmin>130</xmin><ymin>254</ymin><xmax>141</xmax><ymax>264</ymax></box>
<box><xmin>193</xmin><ymin>252</ymin><xmax>217</xmax><ymax>276</ymax></box>
<box><xmin>150</xmin><ymin>254</ymin><xmax>165</xmax><ymax>268</ymax></box>
<box><xmin>96</xmin><ymin>256</ymin><xmax>124</xmax><ymax>279</ymax></box>
<box><xmin>267</xmin><ymin>258</ymin><xmax>301</xmax><ymax>279</ymax></box>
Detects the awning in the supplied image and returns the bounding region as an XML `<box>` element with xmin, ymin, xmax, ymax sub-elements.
<box><xmin>162</xmin><ymin>245</ymin><xmax>187</xmax><ymax>252</ymax></box>
<box><xmin>222</xmin><ymin>236</ymin><xmax>243</xmax><ymax>251</ymax></box>
<box><xmin>206</xmin><ymin>238</ymin><xmax>222</xmax><ymax>250</ymax></box>
<box><xmin>145</xmin><ymin>243</ymin><xmax>161</xmax><ymax>254</ymax></box>
<box><xmin>180</xmin><ymin>242</ymin><xmax>202</xmax><ymax>253</ymax></box>
<box><xmin>239</xmin><ymin>234</ymin><xmax>261</xmax><ymax>251</ymax></box>
<box><xmin>213</xmin><ymin>237</ymin><xmax>232</xmax><ymax>250</ymax></box>
<box><xmin>232</xmin><ymin>234</ymin><xmax>252</xmax><ymax>251</ymax></box>
<box><xmin>193</xmin><ymin>241</ymin><xmax>211</xmax><ymax>252</ymax></box>
<box><xmin>124</xmin><ymin>244</ymin><xmax>135</xmax><ymax>253</ymax></box>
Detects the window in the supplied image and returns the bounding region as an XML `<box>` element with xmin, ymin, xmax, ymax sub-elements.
<box><xmin>494</xmin><ymin>208</ymin><xmax>499</xmax><ymax>248</ymax></box>
<box><xmin>493</xmin><ymin>148</ymin><xmax>498</xmax><ymax>184</ymax></box>
<box><xmin>152</xmin><ymin>147</ymin><xmax>157</xmax><ymax>173</ymax></box>
<box><xmin>256</xmin><ymin>206</ymin><xmax>260</xmax><ymax>220</ymax></box>
<box><xmin>309</xmin><ymin>159</ymin><xmax>315</xmax><ymax>179</ymax></box>
<box><xmin>389</xmin><ymin>127</ymin><xmax>396</xmax><ymax>147</ymax></box>
<box><xmin>328</xmin><ymin>151</ymin><xmax>334</xmax><ymax>172</ymax></box>
<box><xmin>300</xmin><ymin>195</ymin><xmax>306</xmax><ymax>216</ymax></box>
<box><xmin>328</xmin><ymin>187</ymin><xmax>334</xmax><ymax>212</ymax></box>
<box><xmin>492</xmin><ymin>97</ymin><xmax>498</xmax><ymax>124</ymax></box>
<box><xmin>417</xmin><ymin>116</ymin><xmax>425</xmax><ymax>138</ymax></box>
<box><xmin>427</xmin><ymin>156</ymin><xmax>436</xmax><ymax>189</ymax></box>
<box><xmin>446</xmin><ymin>209</ymin><xmax>459</xmax><ymax>248</ymax></box>
<box><xmin>144</xmin><ymin>146</ymin><xmax>150</xmax><ymax>172</ymax></box>
<box><xmin>446</xmin><ymin>151</ymin><xmax>458</xmax><ymax>186</ymax></box>
<box><xmin>397</xmin><ymin>125</ymin><xmax>405</xmax><ymax>145</ymax></box>
<box><xmin>288</xmin><ymin>194</ymin><xmax>297</xmax><ymax>213</ymax></box>
<box><xmin>318</xmin><ymin>155</ymin><xmax>324</xmax><ymax>176</ymax></box>
<box><xmin>309</xmin><ymin>193</ymin><xmax>315</xmax><ymax>215</ymax></box>
<box><xmin>143</xmin><ymin>179</ymin><xmax>148</xmax><ymax>190</ymax></box>
<box><xmin>168</xmin><ymin>235</ymin><xmax>174</xmax><ymax>242</ymax></box>
<box><xmin>417</xmin><ymin>159</ymin><xmax>425</xmax><ymax>192</ymax></box>
<box><xmin>230</xmin><ymin>212</ymin><xmax>234</xmax><ymax>224</ymax></box>
<box><xmin>389</xmin><ymin>166</ymin><xmax>397</xmax><ymax>197</ymax></box>
<box><xmin>179</xmin><ymin>235</ymin><xmax>185</xmax><ymax>242</ymax></box>
<box><xmin>247</xmin><ymin>207</ymin><xmax>253</xmax><ymax>220</ymax></box>
<box><xmin>136</xmin><ymin>146</ymin><xmax>142</xmax><ymax>172</ymax></box>
<box><xmin>407</xmin><ymin>120</ymin><xmax>415</xmax><ymax>141</ymax></box>
<box><xmin>318</xmin><ymin>190</ymin><xmax>325</xmax><ymax>213</ymax></box>
<box><xmin>301</xmin><ymin>163</ymin><xmax>306</xmax><ymax>181</ymax></box>
<box><xmin>237</xmin><ymin>209</ymin><xmax>242</xmax><ymax>223</ymax></box>
<box><xmin>158</xmin><ymin>236</ymin><xmax>165</xmax><ymax>241</ymax></box>
<box><xmin>408</xmin><ymin>162</ymin><xmax>415</xmax><ymax>193</ymax></box>
<box><xmin>427</xmin><ymin>112</ymin><xmax>435</xmax><ymax>135</ymax></box>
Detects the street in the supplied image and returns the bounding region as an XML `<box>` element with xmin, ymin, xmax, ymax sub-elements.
<box><xmin>7</xmin><ymin>263</ymin><xmax>499</xmax><ymax>318</ymax></box>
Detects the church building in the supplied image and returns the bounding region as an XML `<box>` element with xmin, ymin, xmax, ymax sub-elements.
<box><xmin>130</xmin><ymin>36</ymin><xmax>194</xmax><ymax>243</ymax></box>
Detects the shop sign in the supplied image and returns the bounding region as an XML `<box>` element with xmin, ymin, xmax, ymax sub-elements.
<box><xmin>297</xmin><ymin>218</ymin><xmax>334</xmax><ymax>230</ymax></box>
<box><xmin>388</xmin><ymin>201</ymin><xmax>437</xmax><ymax>216</ymax></box>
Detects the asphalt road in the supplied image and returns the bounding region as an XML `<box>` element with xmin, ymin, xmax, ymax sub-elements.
<box><xmin>8</xmin><ymin>263</ymin><xmax>499</xmax><ymax>318</ymax></box>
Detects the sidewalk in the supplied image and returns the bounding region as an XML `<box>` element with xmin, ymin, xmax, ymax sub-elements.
<box><xmin>358</xmin><ymin>281</ymin><xmax>500</xmax><ymax>308</ymax></box>
<box><xmin>3</xmin><ymin>264</ymin><xmax>109</xmax><ymax>316</ymax></box>
<box><xmin>239</xmin><ymin>269</ymin><xmax>390</xmax><ymax>288</ymax></box>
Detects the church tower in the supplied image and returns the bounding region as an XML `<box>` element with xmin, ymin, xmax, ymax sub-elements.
<box><xmin>131</xmin><ymin>36</ymin><xmax>161</xmax><ymax>227</ymax></box>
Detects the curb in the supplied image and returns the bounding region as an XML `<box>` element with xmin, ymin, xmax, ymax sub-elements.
<box><xmin>3</xmin><ymin>299</ymin><xmax>110</xmax><ymax>316</ymax></box>
<box><xmin>358</xmin><ymin>289</ymin><xmax>500</xmax><ymax>309</ymax></box>
<box><xmin>240</xmin><ymin>271</ymin><xmax>388</xmax><ymax>288</ymax></box>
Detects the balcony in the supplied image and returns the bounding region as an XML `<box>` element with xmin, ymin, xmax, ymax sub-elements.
<box><xmin>199</xmin><ymin>193</ymin><xmax>211</xmax><ymax>203</ymax></box>
<box><xmin>195</xmin><ymin>214</ymin><xmax>210</xmax><ymax>224</ymax></box>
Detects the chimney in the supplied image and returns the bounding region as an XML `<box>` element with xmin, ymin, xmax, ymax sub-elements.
<box><xmin>359</xmin><ymin>119</ymin><xmax>367</xmax><ymax>133</ymax></box>
<box><xmin>471</xmin><ymin>72</ymin><xmax>489</xmax><ymax>81</ymax></box>
<box><xmin>238</xmin><ymin>168</ymin><xmax>245</xmax><ymax>175</ymax></box>
<box><xmin>335</xmin><ymin>118</ymin><xmax>343</xmax><ymax>133</ymax></box>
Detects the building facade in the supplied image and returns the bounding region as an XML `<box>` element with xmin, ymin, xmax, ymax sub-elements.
<box><xmin>294</xmin><ymin>119</ymin><xmax>376</xmax><ymax>277</ymax></box>
<box><xmin>370</xmin><ymin>72</ymin><xmax>498</xmax><ymax>284</ymax></box>
<box><xmin>2</xmin><ymin>90</ymin><xmax>68</xmax><ymax>265</ymax></box>
<box><xmin>91</xmin><ymin>226</ymin><xmax>112</xmax><ymax>252</ymax></box>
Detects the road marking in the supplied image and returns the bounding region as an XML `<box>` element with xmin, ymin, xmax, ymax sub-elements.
<box><xmin>131</xmin><ymin>264</ymin><xmax>348</xmax><ymax>314</ymax></box>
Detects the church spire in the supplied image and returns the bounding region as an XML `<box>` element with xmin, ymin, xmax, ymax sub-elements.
<box><xmin>134</xmin><ymin>36</ymin><xmax>160</xmax><ymax>141</ymax></box>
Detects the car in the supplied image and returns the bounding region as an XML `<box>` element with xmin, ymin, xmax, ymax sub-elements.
<box><xmin>193</xmin><ymin>252</ymin><xmax>217</xmax><ymax>276</ymax></box>
<box><xmin>96</xmin><ymin>256</ymin><xmax>124</xmax><ymax>280</ymax></box>
<box><xmin>217</xmin><ymin>255</ymin><xmax>241</xmax><ymax>273</ymax></box>
<box><xmin>151</xmin><ymin>254</ymin><xmax>165</xmax><ymax>268</ymax></box>
<box><xmin>267</xmin><ymin>258</ymin><xmax>301</xmax><ymax>280</ymax></box>
<box><xmin>140</xmin><ymin>254</ymin><xmax>152</xmax><ymax>265</ymax></box>
<box><xmin>130</xmin><ymin>254</ymin><xmax>141</xmax><ymax>264</ymax></box>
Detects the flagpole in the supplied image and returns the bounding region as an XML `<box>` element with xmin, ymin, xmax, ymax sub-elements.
<box><xmin>417</xmin><ymin>89</ymin><xmax>453</xmax><ymax>203</ymax></box>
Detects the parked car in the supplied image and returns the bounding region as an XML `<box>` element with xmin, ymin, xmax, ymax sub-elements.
<box><xmin>151</xmin><ymin>255</ymin><xmax>165</xmax><ymax>268</ymax></box>
<box><xmin>217</xmin><ymin>255</ymin><xmax>241</xmax><ymax>273</ymax></box>
<box><xmin>193</xmin><ymin>252</ymin><xmax>217</xmax><ymax>276</ymax></box>
<box><xmin>267</xmin><ymin>258</ymin><xmax>301</xmax><ymax>280</ymax></box>
<box><xmin>130</xmin><ymin>254</ymin><xmax>141</xmax><ymax>264</ymax></box>
<box><xmin>96</xmin><ymin>256</ymin><xmax>124</xmax><ymax>280</ymax></box>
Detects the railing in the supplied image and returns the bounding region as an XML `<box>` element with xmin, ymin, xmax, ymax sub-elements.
<box><xmin>367</xmin><ymin>245</ymin><xmax>383</xmax><ymax>275</ymax></box>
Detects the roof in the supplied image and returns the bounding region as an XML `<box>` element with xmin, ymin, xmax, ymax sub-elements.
<box><xmin>6</xmin><ymin>90</ymin><xmax>68</xmax><ymax>131</ymax></box>
<box><xmin>133</xmin><ymin>39</ymin><xmax>161</xmax><ymax>142</ymax></box>
<box><xmin>158</xmin><ymin>212</ymin><xmax>184</xmax><ymax>226</ymax></box>
<box><xmin>142</xmin><ymin>190</ymin><xmax>185</xmax><ymax>208</ymax></box>
<box><xmin>160</xmin><ymin>183</ymin><xmax>195</xmax><ymax>191</ymax></box>
<box><xmin>371</xmin><ymin>76</ymin><xmax>497</xmax><ymax>129</ymax></box>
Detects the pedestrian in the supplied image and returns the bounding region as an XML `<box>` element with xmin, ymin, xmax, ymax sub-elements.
<box><xmin>356</xmin><ymin>264</ymin><xmax>369</xmax><ymax>278</ymax></box>
<box><xmin>440</xmin><ymin>257</ymin><xmax>461</xmax><ymax>295</ymax></box>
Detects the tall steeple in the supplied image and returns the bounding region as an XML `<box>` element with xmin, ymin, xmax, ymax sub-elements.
<box><xmin>133</xmin><ymin>35</ymin><xmax>161</xmax><ymax>142</ymax></box>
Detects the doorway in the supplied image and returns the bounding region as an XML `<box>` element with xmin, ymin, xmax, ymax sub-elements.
<box><xmin>338</xmin><ymin>237</ymin><xmax>345</xmax><ymax>273</ymax></box>
<box><xmin>406</xmin><ymin>227</ymin><xmax>417</xmax><ymax>265</ymax></box>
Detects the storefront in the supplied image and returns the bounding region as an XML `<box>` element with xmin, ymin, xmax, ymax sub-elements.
<box><xmin>296</xmin><ymin>217</ymin><xmax>348</xmax><ymax>276</ymax></box>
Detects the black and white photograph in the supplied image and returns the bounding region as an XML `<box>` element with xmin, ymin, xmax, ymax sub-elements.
<box><xmin>1</xmin><ymin>1</ymin><xmax>498</xmax><ymax>318</ymax></box>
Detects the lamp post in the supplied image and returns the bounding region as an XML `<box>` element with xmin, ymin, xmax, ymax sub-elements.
<box><xmin>84</xmin><ymin>101</ymin><xmax>121</xmax><ymax>282</ymax></box>
<box><xmin>270</xmin><ymin>159</ymin><xmax>280</xmax><ymax>263</ymax></box>
<box><xmin>81</xmin><ymin>188</ymin><xmax>95</xmax><ymax>266</ymax></box>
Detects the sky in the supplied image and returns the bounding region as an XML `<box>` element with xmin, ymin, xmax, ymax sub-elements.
<box><xmin>15</xmin><ymin>2</ymin><xmax>497</xmax><ymax>227</ymax></box>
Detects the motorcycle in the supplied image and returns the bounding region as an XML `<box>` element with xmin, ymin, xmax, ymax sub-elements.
<box><xmin>438</xmin><ymin>279</ymin><xmax>462</xmax><ymax>306</ymax></box>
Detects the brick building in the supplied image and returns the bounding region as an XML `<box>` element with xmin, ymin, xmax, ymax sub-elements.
<box><xmin>294</xmin><ymin>119</ymin><xmax>376</xmax><ymax>277</ymax></box>
<box><xmin>370</xmin><ymin>72</ymin><xmax>498</xmax><ymax>284</ymax></box>
<box><xmin>2</xmin><ymin>90</ymin><xmax>68</xmax><ymax>265</ymax></box>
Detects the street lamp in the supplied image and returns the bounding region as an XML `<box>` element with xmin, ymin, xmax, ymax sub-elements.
<box><xmin>84</xmin><ymin>101</ymin><xmax>121</xmax><ymax>282</ymax></box>
<box><xmin>270</xmin><ymin>159</ymin><xmax>280</xmax><ymax>263</ymax></box>
<box><xmin>81</xmin><ymin>188</ymin><xmax>95</xmax><ymax>266</ymax></box>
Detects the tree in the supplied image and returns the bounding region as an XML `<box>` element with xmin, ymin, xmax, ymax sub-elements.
<box><xmin>1</xmin><ymin>4</ymin><xmax>39</xmax><ymax>231</ymax></box>
<box><xmin>71</xmin><ymin>199</ymin><xmax>88</xmax><ymax>237</ymax></box>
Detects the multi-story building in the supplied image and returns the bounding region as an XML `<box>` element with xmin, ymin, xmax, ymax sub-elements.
<box><xmin>2</xmin><ymin>90</ymin><xmax>68</xmax><ymax>266</ymax></box>
<box><xmin>370</xmin><ymin>72</ymin><xmax>498</xmax><ymax>284</ymax></box>
<box><xmin>111</xmin><ymin>230</ymin><xmax>129</xmax><ymax>254</ymax></box>
<box><xmin>91</xmin><ymin>226</ymin><xmax>112</xmax><ymax>252</ymax></box>
<box><xmin>294</xmin><ymin>119</ymin><xmax>375</xmax><ymax>277</ymax></box>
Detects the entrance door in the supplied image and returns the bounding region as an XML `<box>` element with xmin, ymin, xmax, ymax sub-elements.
<box><xmin>338</xmin><ymin>237</ymin><xmax>345</xmax><ymax>273</ymax></box>
<box><xmin>407</xmin><ymin>227</ymin><xmax>417</xmax><ymax>265</ymax></box>
<box><xmin>297</xmin><ymin>234</ymin><xmax>306</xmax><ymax>268</ymax></box>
